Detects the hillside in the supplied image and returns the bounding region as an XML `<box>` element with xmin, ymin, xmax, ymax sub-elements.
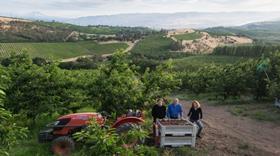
<box><xmin>205</xmin><ymin>20</ymin><xmax>280</xmax><ymax>43</ymax></box>
<box><xmin>0</xmin><ymin>16</ymin><xmax>75</xmax><ymax>42</ymax></box>
<box><xmin>0</xmin><ymin>16</ymin><xmax>155</xmax><ymax>42</ymax></box>
<box><xmin>168</xmin><ymin>29</ymin><xmax>253</xmax><ymax>54</ymax></box>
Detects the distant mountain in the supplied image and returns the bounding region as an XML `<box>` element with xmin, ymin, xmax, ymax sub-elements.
<box><xmin>240</xmin><ymin>21</ymin><xmax>280</xmax><ymax>31</ymax></box>
<box><xmin>205</xmin><ymin>20</ymin><xmax>280</xmax><ymax>43</ymax></box>
<box><xmin>21</xmin><ymin>12</ymin><xmax>69</xmax><ymax>21</ymax></box>
<box><xmin>64</xmin><ymin>12</ymin><xmax>280</xmax><ymax>29</ymax></box>
<box><xmin>0</xmin><ymin>11</ymin><xmax>68</xmax><ymax>22</ymax></box>
<box><xmin>2</xmin><ymin>11</ymin><xmax>280</xmax><ymax>29</ymax></box>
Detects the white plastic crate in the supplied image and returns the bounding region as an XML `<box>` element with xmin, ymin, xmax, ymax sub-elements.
<box><xmin>160</xmin><ymin>136</ymin><xmax>195</xmax><ymax>147</ymax></box>
<box><xmin>156</xmin><ymin>119</ymin><xmax>197</xmax><ymax>147</ymax></box>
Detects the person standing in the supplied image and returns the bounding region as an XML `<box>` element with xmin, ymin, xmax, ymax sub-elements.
<box><xmin>152</xmin><ymin>99</ymin><xmax>166</xmax><ymax>122</ymax></box>
<box><xmin>167</xmin><ymin>98</ymin><xmax>183</xmax><ymax>119</ymax></box>
<box><xmin>188</xmin><ymin>100</ymin><xmax>203</xmax><ymax>138</ymax></box>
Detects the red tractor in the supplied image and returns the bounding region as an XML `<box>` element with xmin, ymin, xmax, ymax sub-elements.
<box><xmin>38</xmin><ymin>110</ymin><xmax>144</xmax><ymax>155</ymax></box>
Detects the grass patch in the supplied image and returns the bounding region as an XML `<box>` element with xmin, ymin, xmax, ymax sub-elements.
<box><xmin>173</xmin><ymin>32</ymin><xmax>203</xmax><ymax>41</ymax></box>
<box><xmin>172</xmin><ymin>55</ymin><xmax>245</xmax><ymax>71</ymax></box>
<box><xmin>131</xmin><ymin>34</ymin><xmax>175</xmax><ymax>59</ymax></box>
<box><xmin>229</xmin><ymin>102</ymin><xmax>280</xmax><ymax>123</ymax></box>
<box><xmin>10</xmin><ymin>139</ymin><xmax>51</xmax><ymax>156</ymax></box>
<box><xmin>161</xmin><ymin>147</ymin><xmax>207</xmax><ymax>156</ymax></box>
<box><xmin>0</xmin><ymin>41</ymin><xmax>128</xmax><ymax>59</ymax></box>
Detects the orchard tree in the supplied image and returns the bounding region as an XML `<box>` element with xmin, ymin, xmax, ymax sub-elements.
<box><xmin>268</xmin><ymin>51</ymin><xmax>280</xmax><ymax>99</ymax></box>
<box><xmin>0</xmin><ymin>67</ymin><xmax>27</xmax><ymax>155</ymax></box>
<box><xmin>90</xmin><ymin>51</ymin><xmax>181</xmax><ymax>114</ymax></box>
<box><xmin>90</xmin><ymin>51</ymin><xmax>145</xmax><ymax>114</ymax></box>
<box><xmin>142</xmin><ymin>60</ymin><xmax>181</xmax><ymax>102</ymax></box>
<box><xmin>4</xmin><ymin>54</ymin><xmax>88</xmax><ymax>124</ymax></box>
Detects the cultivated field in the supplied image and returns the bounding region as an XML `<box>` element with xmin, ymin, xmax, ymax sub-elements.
<box><xmin>173</xmin><ymin>32</ymin><xmax>203</xmax><ymax>40</ymax></box>
<box><xmin>0</xmin><ymin>41</ymin><xmax>128</xmax><ymax>59</ymax></box>
<box><xmin>172</xmin><ymin>55</ymin><xmax>244</xmax><ymax>71</ymax></box>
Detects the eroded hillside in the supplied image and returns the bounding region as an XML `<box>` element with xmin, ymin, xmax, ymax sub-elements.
<box><xmin>168</xmin><ymin>29</ymin><xmax>253</xmax><ymax>53</ymax></box>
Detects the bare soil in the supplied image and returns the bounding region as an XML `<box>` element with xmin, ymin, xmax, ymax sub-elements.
<box><xmin>0</xmin><ymin>17</ymin><xmax>30</xmax><ymax>23</ymax></box>
<box><xmin>168</xmin><ymin>29</ymin><xmax>253</xmax><ymax>54</ymax></box>
<box><xmin>181</xmin><ymin>100</ymin><xmax>280</xmax><ymax>156</ymax></box>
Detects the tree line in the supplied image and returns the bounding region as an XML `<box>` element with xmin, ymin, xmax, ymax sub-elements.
<box><xmin>212</xmin><ymin>45</ymin><xmax>280</xmax><ymax>57</ymax></box>
<box><xmin>180</xmin><ymin>51</ymin><xmax>280</xmax><ymax>100</ymax></box>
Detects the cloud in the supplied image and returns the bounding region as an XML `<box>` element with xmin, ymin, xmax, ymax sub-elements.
<box><xmin>0</xmin><ymin>0</ymin><xmax>280</xmax><ymax>17</ymax></box>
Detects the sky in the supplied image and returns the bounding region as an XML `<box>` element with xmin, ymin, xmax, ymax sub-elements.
<box><xmin>1</xmin><ymin>0</ymin><xmax>280</xmax><ymax>17</ymax></box>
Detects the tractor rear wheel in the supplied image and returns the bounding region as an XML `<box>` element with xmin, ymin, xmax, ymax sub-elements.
<box><xmin>116</xmin><ymin>123</ymin><xmax>144</xmax><ymax>148</ymax></box>
<box><xmin>116</xmin><ymin>122</ymin><xmax>138</xmax><ymax>134</ymax></box>
<box><xmin>51</xmin><ymin>136</ymin><xmax>75</xmax><ymax>156</ymax></box>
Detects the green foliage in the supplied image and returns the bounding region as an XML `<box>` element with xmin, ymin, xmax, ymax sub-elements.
<box><xmin>0</xmin><ymin>41</ymin><xmax>128</xmax><ymax>59</ymax></box>
<box><xmin>74</xmin><ymin>119</ymin><xmax>157</xmax><ymax>156</ymax></box>
<box><xmin>173</xmin><ymin>32</ymin><xmax>202</xmax><ymax>41</ymax></box>
<box><xmin>181</xmin><ymin>59</ymin><xmax>259</xmax><ymax>99</ymax></box>
<box><xmin>59</xmin><ymin>56</ymin><xmax>102</xmax><ymax>70</ymax></box>
<box><xmin>130</xmin><ymin>54</ymin><xmax>161</xmax><ymax>72</ymax></box>
<box><xmin>267</xmin><ymin>51</ymin><xmax>280</xmax><ymax>98</ymax></box>
<box><xmin>91</xmin><ymin>51</ymin><xmax>145</xmax><ymax>114</ymax></box>
<box><xmin>90</xmin><ymin>51</ymin><xmax>181</xmax><ymax>114</ymax></box>
<box><xmin>74</xmin><ymin>120</ymin><xmax>125</xmax><ymax>156</ymax></box>
<box><xmin>213</xmin><ymin>44</ymin><xmax>280</xmax><ymax>57</ymax></box>
<box><xmin>180</xmin><ymin>51</ymin><xmax>280</xmax><ymax>100</ymax></box>
<box><xmin>4</xmin><ymin>53</ymin><xmax>92</xmax><ymax>124</ymax></box>
<box><xmin>0</xmin><ymin>67</ymin><xmax>27</xmax><ymax>155</ymax></box>
<box><xmin>172</xmin><ymin>55</ymin><xmax>243</xmax><ymax>72</ymax></box>
<box><xmin>170</xmin><ymin>40</ymin><xmax>184</xmax><ymax>51</ymax></box>
<box><xmin>142</xmin><ymin>60</ymin><xmax>181</xmax><ymax>103</ymax></box>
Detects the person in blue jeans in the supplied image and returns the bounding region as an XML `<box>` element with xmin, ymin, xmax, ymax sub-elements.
<box><xmin>167</xmin><ymin>98</ymin><xmax>183</xmax><ymax>119</ymax></box>
<box><xmin>188</xmin><ymin>100</ymin><xmax>203</xmax><ymax>138</ymax></box>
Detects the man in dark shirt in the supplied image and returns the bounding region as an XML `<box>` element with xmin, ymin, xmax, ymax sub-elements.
<box><xmin>188</xmin><ymin>100</ymin><xmax>203</xmax><ymax>138</ymax></box>
<box><xmin>152</xmin><ymin>99</ymin><xmax>166</xmax><ymax>122</ymax></box>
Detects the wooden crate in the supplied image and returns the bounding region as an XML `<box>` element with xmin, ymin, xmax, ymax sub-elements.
<box><xmin>156</xmin><ymin>119</ymin><xmax>197</xmax><ymax>147</ymax></box>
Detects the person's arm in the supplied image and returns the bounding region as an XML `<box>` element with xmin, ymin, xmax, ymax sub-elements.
<box><xmin>152</xmin><ymin>105</ymin><xmax>156</xmax><ymax>118</ymax></box>
<box><xmin>179</xmin><ymin>105</ymin><xmax>183</xmax><ymax>118</ymax></box>
<box><xmin>163</xmin><ymin>106</ymin><xmax>167</xmax><ymax>118</ymax></box>
<box><xmin>187</xmin><ymin>108</ymin><xmax>192</xmax><ymax>117</ymax></box>
<box><xmin>166</xmin><ymin>105</ymin><xmax>170</xmax><ymax>118</ymax></box>
<box><xmin>200</xmin><ymin>108</ymin><xmax>203</xmax><ymax>119</ymax></box>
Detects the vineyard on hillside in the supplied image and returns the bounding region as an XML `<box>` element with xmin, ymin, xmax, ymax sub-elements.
<box><xmin>0</xmin><ymin>41</ymin><xmax>128</xmax><ymax>59</ymax></box>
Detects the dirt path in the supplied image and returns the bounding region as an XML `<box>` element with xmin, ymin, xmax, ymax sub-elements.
<box><xmin>181</xmin><ymin>101</ymin><xmax>280</xmax><ymax>156</ymax></box>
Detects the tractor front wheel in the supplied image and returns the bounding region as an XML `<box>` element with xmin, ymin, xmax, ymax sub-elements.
<box><xmin>51</xmin><ymin>136</ymin><xmax>75</xmax><ymax>156</ymax></box>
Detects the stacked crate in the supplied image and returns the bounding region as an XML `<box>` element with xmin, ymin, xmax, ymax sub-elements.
<box><xmin>156</xmin><ymin>119</ymin><xmax>197</xmax><ymax>147</ymax></box>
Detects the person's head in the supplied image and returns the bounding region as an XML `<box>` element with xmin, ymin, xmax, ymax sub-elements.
<box><xmin>192</xmin><ymin>100</ymin><xmax>201</xmax><ymax>109</ymax></box>
<box><xmin>157</xmin><ymin>98</ymin><xmax>163</xmax><ymax>106</ymax></box>
<box><xmin>173</xmin><ymin>98</ymin><xmax>179</xmax><ymax>105</ymax></box>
